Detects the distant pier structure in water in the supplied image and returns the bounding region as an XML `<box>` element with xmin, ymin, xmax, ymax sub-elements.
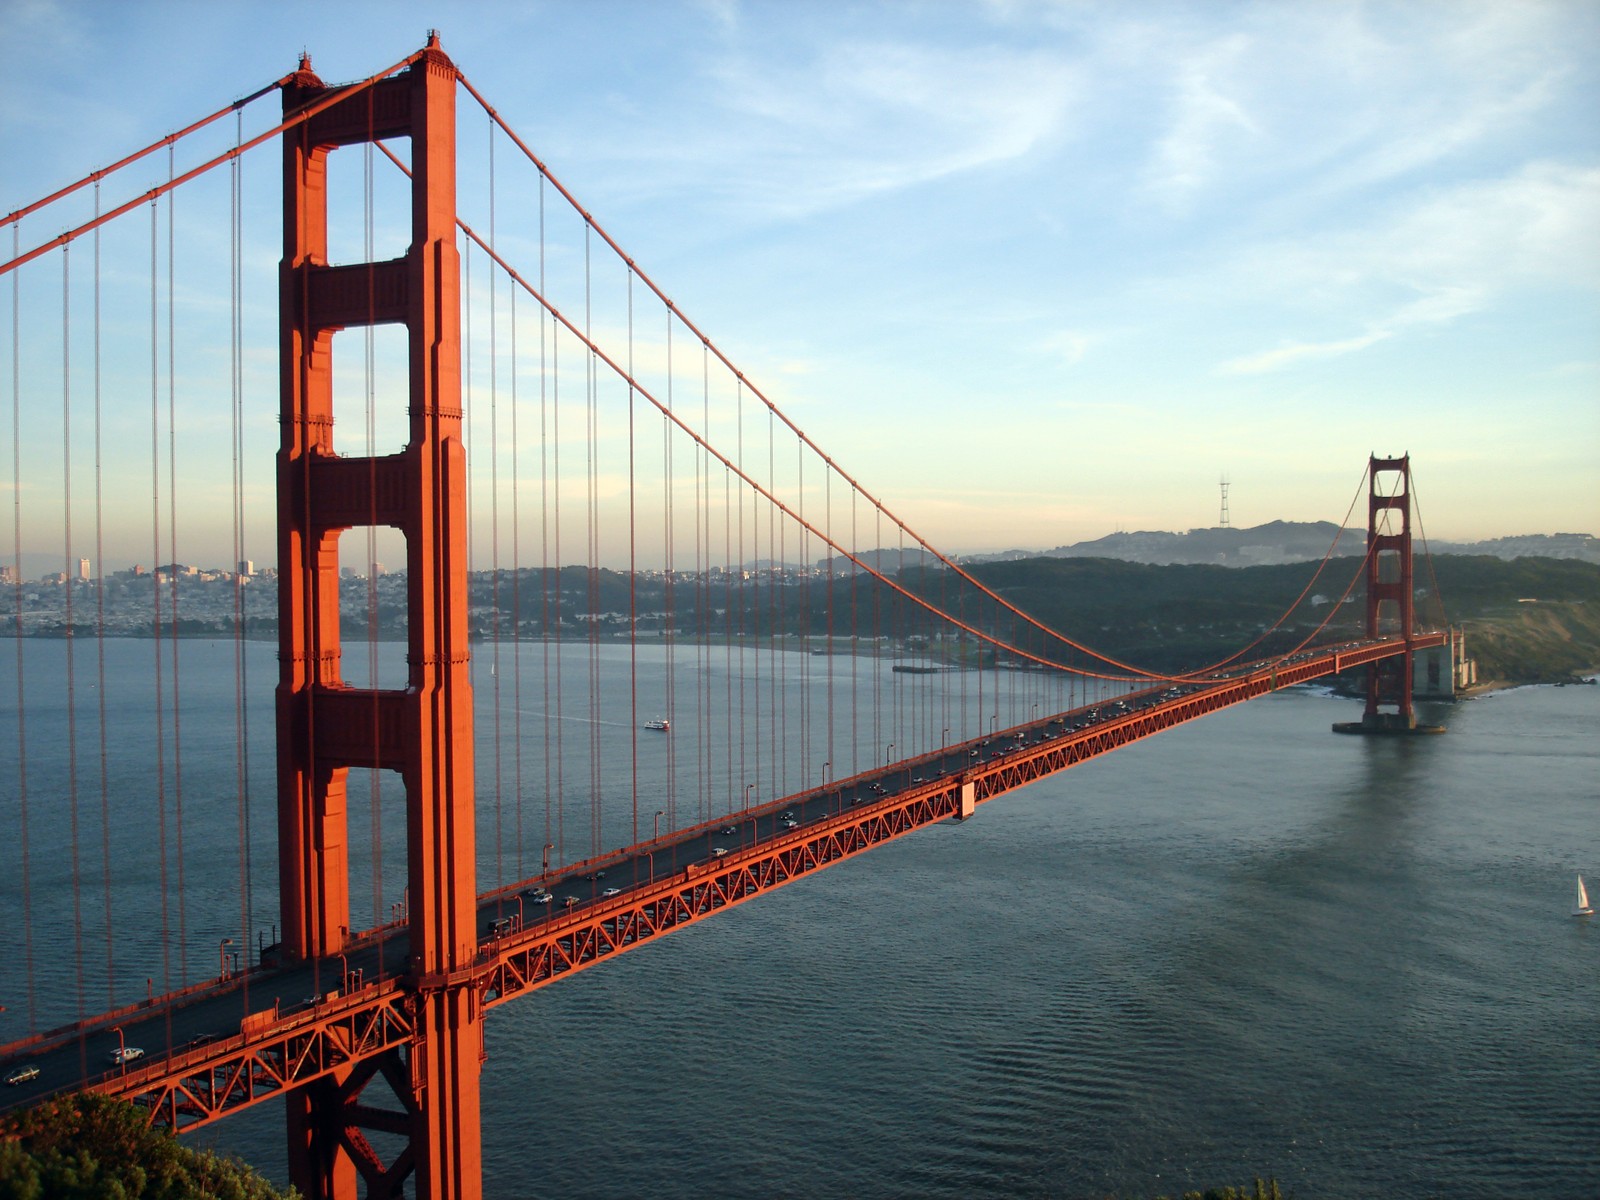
<box><xmin>1414</xmin><ymin>627</ymin><xmax>1477</xmax><ymax>699</ymax></box>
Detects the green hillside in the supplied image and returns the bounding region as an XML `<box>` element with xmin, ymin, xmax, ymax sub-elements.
<box><xmin>895</xmin><ymin>554</ymin><xmax>1600</xmax><ymax>684</ymax></box>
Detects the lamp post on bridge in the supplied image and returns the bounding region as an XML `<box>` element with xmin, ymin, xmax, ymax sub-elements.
<box><xmin>744</xmin><ymin>783</ymin><xmax>754</xmax><ymax>812</ymax></box>
<box><xmin>884</xmin><ymin>742</ymin><xmax>894</xmax><ymax>766</ymax></box>
<box><xmin>112</xmin><ymin>1025</ymin><xmax>126</xmax><ymax>1072</ymax></box>
<box><xmin>542</xmin><ymin>842</ymin><xmax>554</xmax><ymax>877</ymax></box>
<box><xmin>219</xmin><ymin>938</ymin><xmax>234</xmax><ymax>982</ymax></box>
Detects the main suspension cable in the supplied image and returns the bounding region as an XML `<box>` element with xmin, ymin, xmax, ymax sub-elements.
<box><xmin>445</xmin><ymin>77</ymin><xmax>1366</xmax><ymax>686</ymax></box>
<box><xmin>1</xmin><ymin>50</ymin><xmax>427</xmax><ymax>278</ymax></box>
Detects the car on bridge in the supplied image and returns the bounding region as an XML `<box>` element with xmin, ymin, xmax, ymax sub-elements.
<box><xmin>5</xmin><ymin>1065</ymin><xmax>40</xmax><ymax>1086</ymax></box>
<box><xmin>108</xmin><ymin>1046</ymin><xmax>145</xmax><ymax>1065</ymax></box>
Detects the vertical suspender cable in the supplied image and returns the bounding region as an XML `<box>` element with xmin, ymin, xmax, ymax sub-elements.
<box><xmin>584</xmin><ymin>224</ymin><xmax>600</xmax><ymax>857</ymax></box>
<box><xmin>698</xmin><ymin>344</ymin><xmax>709</xmax><ymax>825</ymax></box>
<box><xmin>733</xmin><ymin>380</ymin><xmax>745</xmax><ymax>813</ymax></box>
<box><xmin>735</xmin><ymin>381</ymin><xmax>747</xmax><ymax>815</ymax></box>
<box><xmin>627</xmin><ymin>272</ymin><xmax>638</xmax><ymax>844</ymax></box>
<box><xmin>748</xmin><ymin>407</ymin><xmax>761</xmax><ymax>815</ymax></box>
<box><xmin>776</xmin><ymin>421</ymin><xmax>787</xmax><ymax>798</ymax></box>
<box><xmin>148</xmin><ymin>198</ymin><xmax>172</xmax><ymax>1002</ymax></box>
<box><xmin>538</xmin><ymin>175</ymin><xmax>553</xmax><ymax>875</ymax></box>
<box><xmin>229</xmin><ymin>124</ymin><xmax>253</xmax><ymax>1007</ymax></box>
<box><xmin>9</xmin><ymin>223</ymin><xmax>36</xmax><ymax>1033</ymax></box>
<box><xmin>723</xmin><ymin>388</ymin><xmax>734</xmax><ymax>819</ymax></box>
<box><xmin>662</xmin><ymin>316</ymin><xmax>675</xmax><ymax>830</ymax></box>
<box><xmin>1410</xmin><ymin>474</ymin><xmax>1450</xmax><ymax>630</ymax></box>
<box><xmin>873</xmin><ymin>505</ymin><xmax>882</xmax><ymax>767</ymax></box>
<box><xmin>489</xmin><ymin>121</ymin><xmax>505</xmax><ymax>894</ymax></box>
<box><xmin>768</xmin><ymin>406</ymin><xmax>778</xmax><ymax>804</ymax></box>
<box><xmin>796</xmin><ymin>437</ymin><xmax>808</xmax><ymax>786</ymax></box>
<box><xmin>824</xmin><ymin>464</ymin><xmax>834</xmax><ymax>790</ymax></box>
<box><xmin>850</xmin><ymin>488</ymin><xmax>859</xmax><ymax>776</ymax></box>
<box><xmin>552</xmin><ymin>294</ymin><xmax>565</xmax><ymax>863</ymax></box>
<box><xmin>236</xmin><ymin>117</ymin><xmax>255</xmax><ymax>995</ymax></box>
<box><xmin>745</xmin><ymin>437</ymin><xmax>758</xmax><ymax>810</ymax></box>
<box><xmin>511</xmin><ymin>225</ymin><xmax>524</xmax><ymax>878</ymax></box>
<box><xmin>165</xmin><ymin>149</ymin><xmax>189</xmax><ymax>993</ymax></box>
<box><xmin>62</xmin><ymin>247</ymin><xmax>86</xmax><ymax>1030</ymax></box>
<box><xmin>93</xmin><ymin>188</ymin><xmax>116</xmax><ymax>1007</ymax></box>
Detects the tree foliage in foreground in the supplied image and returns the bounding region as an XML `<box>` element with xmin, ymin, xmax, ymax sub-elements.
<box><xmin>0</xmin><ymin>1093</ymin><xmax>294</xmax><ymax>1200</ymax></box>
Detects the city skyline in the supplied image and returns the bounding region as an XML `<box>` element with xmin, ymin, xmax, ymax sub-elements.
<box><xmin>3</xmin><ymin>0</ymin><xmax>1597</xmax><ymax>568</ymax></box>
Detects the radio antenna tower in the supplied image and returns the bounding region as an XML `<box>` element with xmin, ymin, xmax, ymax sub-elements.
<box><xmin>1219</xmin><ymin>475</ymin><xmax>1231</xmax><ymax>528</ymax></box>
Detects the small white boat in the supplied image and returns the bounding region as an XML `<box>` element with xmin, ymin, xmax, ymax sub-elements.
<box><xmin>1575</xmin><ymin>873</ymin><xmax>1594</xmax><ymax>917</ymax></box>
<box><xmin>644</xmin><ymin>717</ymin><xmax>670</xmax><ymax>732</ymax></box>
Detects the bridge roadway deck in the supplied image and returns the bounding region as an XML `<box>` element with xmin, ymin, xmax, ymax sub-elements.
<box><xmin>0</xmin><ymin>635</ymin><xmax>1442</xmax><ymax>1129</ymax></box>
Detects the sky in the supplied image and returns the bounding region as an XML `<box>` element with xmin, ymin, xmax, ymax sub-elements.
<box><xmin>3</xmin><ymin>0</ymin><xmax>1598</xmax><ymax>567</ymax></box>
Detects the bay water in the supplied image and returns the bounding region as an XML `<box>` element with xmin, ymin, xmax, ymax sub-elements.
<box><xmin>2</xmin><ymin>639</ymin><xmax>1594</xmax><ymax>1196</ymax></box>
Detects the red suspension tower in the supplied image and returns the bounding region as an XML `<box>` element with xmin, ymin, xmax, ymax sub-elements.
<box><xmin>1359</xmin><ymin>453</ymin><xmax>1421</xmax><ymax>731</ymax></box>
<box><xmin>277</xmin><ymin>35</ymin><xmax>481</xmax><ymax>1198</ymax></box>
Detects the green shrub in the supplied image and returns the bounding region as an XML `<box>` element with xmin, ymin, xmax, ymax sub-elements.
<box><xmin>0</xmin><ymin>1093</ymin><xmax>293</xmax><ymax>1200</ymax></box>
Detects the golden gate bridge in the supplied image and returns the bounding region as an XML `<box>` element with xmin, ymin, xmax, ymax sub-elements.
<box><xmin>1</xmin><ymin>36</ymin><xmax>1448</xmax><ymax>1199</ymax></box>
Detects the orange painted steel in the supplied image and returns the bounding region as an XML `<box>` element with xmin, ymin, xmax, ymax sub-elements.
<box><xmin>276</xmin><ymin>34</ymin><xmax>480</xmax><ymax>1200</ymax></box>
<box><xmin>34</xmin><ymin>635</ymin><xmax>1445</xmax><ymax>1145</ymax></box>
<box><xmin>90</xmin><ymin>986</ymin><xmax>418</xmax><ymax>1132</ymax></box>
<box><xmin>478</xmin><ymin>637</ymin><xmax>1448</xmax><ymax>1007</ymax></box>
<box><xmin>1363</xmin><ymin>455</ymin><xmax>1418</xmax><ymax>726</ymax></box>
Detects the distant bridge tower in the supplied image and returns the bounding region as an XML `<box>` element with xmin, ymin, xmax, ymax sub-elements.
<box><xmin>1219</xmin><ymin>475</ymin><xmax>1231</xmax><ymax>528</ymax></box>
<box><xmin>277</xmin><ymin>35</ymin><xmax>481</xmax><ymax>1199</ymax></box>
<box><xmin>1341</xmin><ymin>453</ymin><xmax>1441</xmax><ymax>734</ymax></box>
<box><xmin>1362</xmin><ymin>455</ymin><xmax>1413</xmax><ymax>727</ymax></box>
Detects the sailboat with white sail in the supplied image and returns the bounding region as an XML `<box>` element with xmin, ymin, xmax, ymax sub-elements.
<box><xmin>1575</xmin><ymin>873</ymin><xmax>1594</xmax><ymax>917</ymax></box>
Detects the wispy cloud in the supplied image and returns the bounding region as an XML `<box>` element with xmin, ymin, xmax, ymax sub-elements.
<box><xmin>1037</xmin><ymin>329</ymin><xmax>1098</xmax><ymax>365</ymax></box>
<box><xmin>600</xmin><ymin>37</ymin><xmax>1079</xmax><ymax>220</ymax></box>
<box><xmin>1215</xmin><ymin>161</ymin><xmax>1599</xmax><ymax>374</ymax></box>
<box><xmin>1142</xmin><ymin>33</ymin><xmax>1261</xmax><ymax>211</ymax></box>
<box><xmin>1070</xmin><ymin>0</ymin><xmax>1587</xmax><ymax>224</ymax></box>
<box><xmin>1220</xmin><ymin>331</ymin><xmax>1392</xmax><ymax>376</ymax></box>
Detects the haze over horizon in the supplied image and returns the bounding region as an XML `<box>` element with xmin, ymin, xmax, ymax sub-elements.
<box><xmin>8</xmin><ymin>518</ymin><xmax>1596</xmax><ymax>583</ymax></box>
<box><xmin>4</xmin><ymin>0</ymin><xmax>1598</xmax><ymax>569</ymax></box>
